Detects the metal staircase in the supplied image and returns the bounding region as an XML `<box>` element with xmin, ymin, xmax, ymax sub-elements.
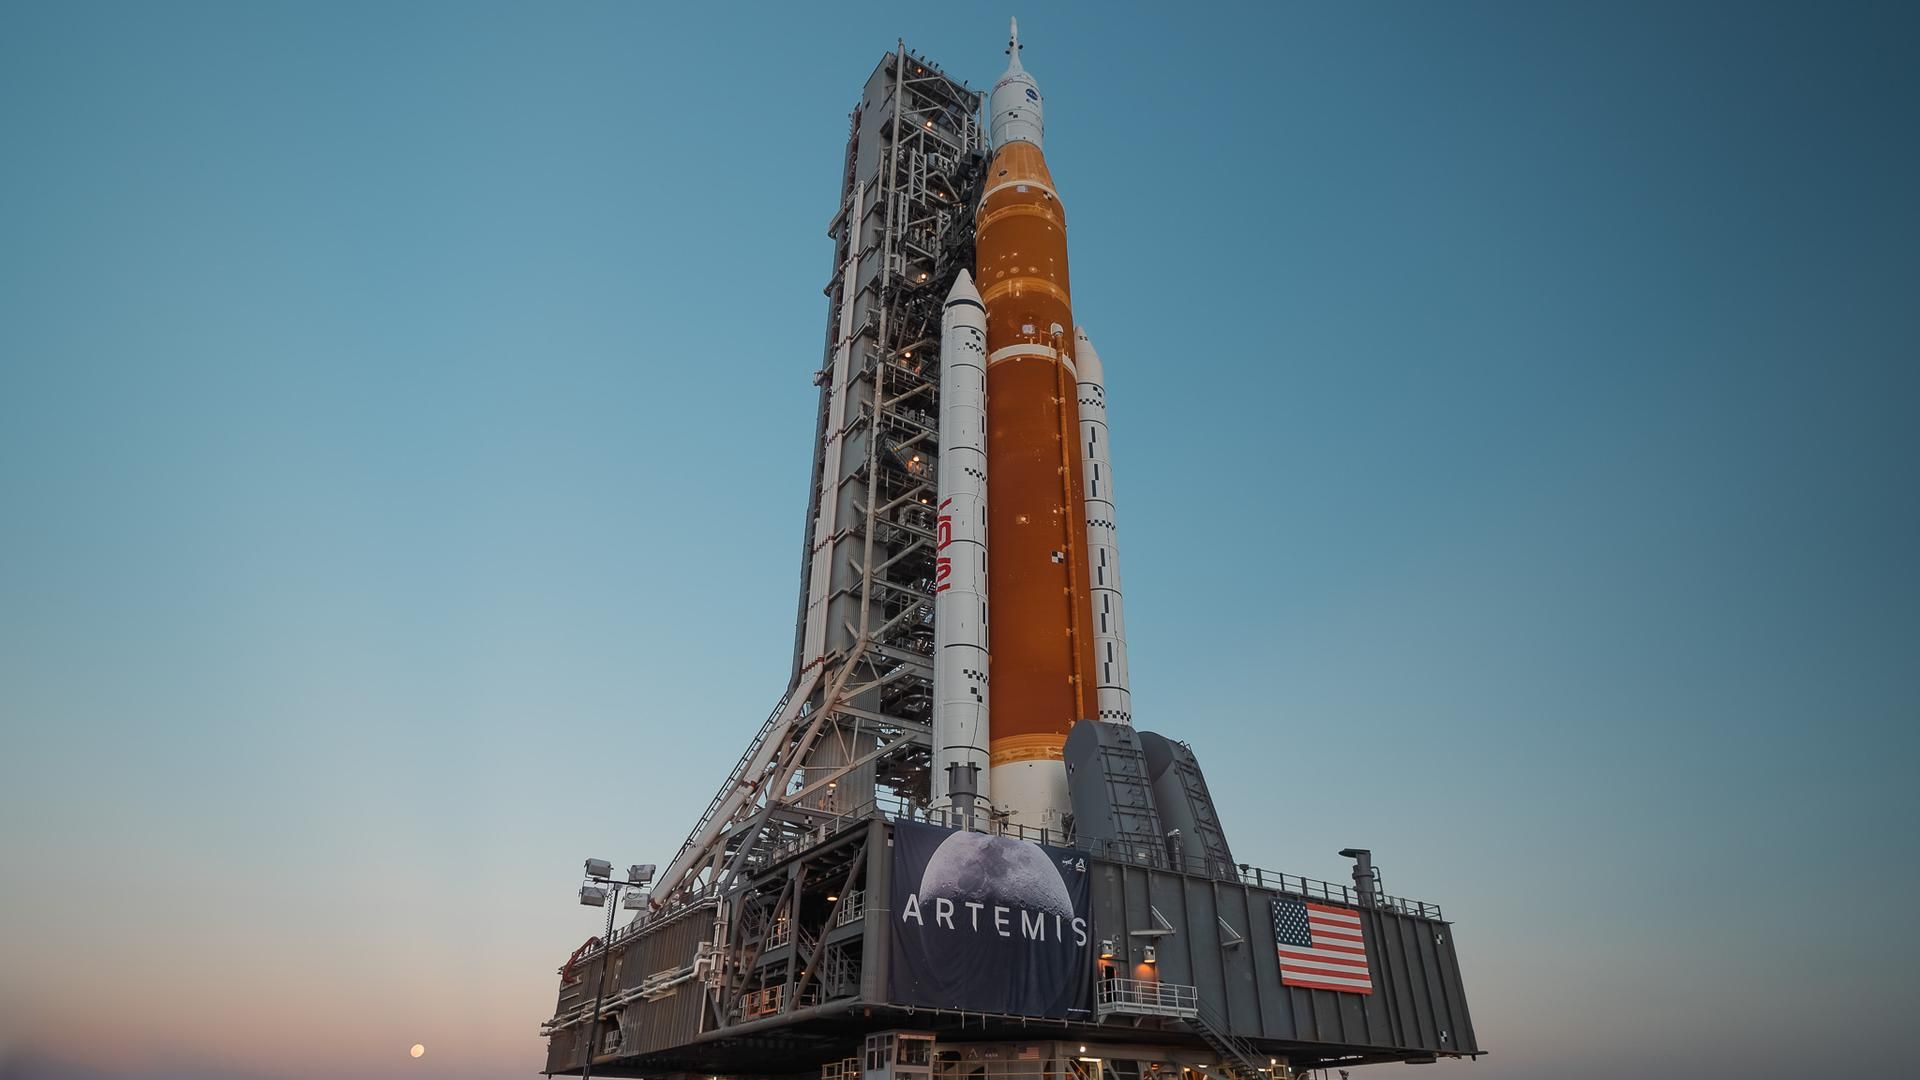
<box><xmin>1188</xmin><ymin>998</ymin><xmax>1271</xmax><ymax>1080</ymax></box>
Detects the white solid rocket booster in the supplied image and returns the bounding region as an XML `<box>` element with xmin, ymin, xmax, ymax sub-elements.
<box><xmin>1075</xmin><ymin>327</ymin><xmax>1132</xmax><ymax>724</ymax></box>
<box><xmin>932</xmin><ymin>271</ymin><xmax>991</xmax><ymax>813</ymax></box>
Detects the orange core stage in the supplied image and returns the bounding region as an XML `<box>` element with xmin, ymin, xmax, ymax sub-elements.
<box><xmin>977</xmin><ymin>138</ymin><xmax>1098</xmax><ymax>811</ymax></box>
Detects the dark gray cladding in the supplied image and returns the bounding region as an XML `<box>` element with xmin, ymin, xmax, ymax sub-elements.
<box><xmin>1137</xmin><ymin>730</ymin><xmax>1237</xmax><ymax>877</ymax></box>
<box><xmin>1089</xmin><ymin>858</ymin><xmax>1479</xmax><ymax>1059</ymax></box>
<box><xmin>1064</xmin><ymin>720</ymin><xmax>1167</xmax><ymax>858</ymax></box>
<box><xmin>543</xmin><ymin>817</ymin><xmax>1479</xmax><ymax>1076</ymax></box>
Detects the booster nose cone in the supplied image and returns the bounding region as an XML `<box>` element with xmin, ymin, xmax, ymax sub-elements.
<box><xmin>990</xmin><ymin>18</ymin><xmax>1043</xmax><ymax>150</ymax></box>
<box><xmin>1073</xmin><ymin>326</ymin><xmax>1103</xmax><ymax>384</ymax></box>
<box><xmin>947</xmin><ymin>268</ymin><xmax>982</xmax><ymax>305</ymax></box>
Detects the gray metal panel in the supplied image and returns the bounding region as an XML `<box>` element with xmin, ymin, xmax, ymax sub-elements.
<box><xmin>1400</xmin><ymin>916</ymin><xmax>1440</xmax><ymax>1047</ymax></box>
<box><xmin>1377</xmin><ymin>915</ymin><xmax>1426</xmax><ymax>1047</ymax></box>
<box><xmin>861</xmin><ymin>815</ymin><xmax>891</xmax><ymax>1003</ymax></box>
<box><xmin>1088</xmin><ymin>858</ymin><xmax>1479</xmax><ymax>1057</ymax></box>
<box><xmin>1209</xmin><ymin>880</ymin><xmax>1261</xmax><ymax>1035</ymax></box>
<box><xmin>1436</xmin><ymin>922</ymin><xmax>1477</xmax><ymax>1054</ymax></box>
<box><xmin>1064</xmin><ymin>720</ymin><xmax>1166</xmax><ymax>858</ymax></box>
<box><xmin>1137</xmin><ymin>731</ymin><xmax>1236</xmax><ymax>875</ymax></box>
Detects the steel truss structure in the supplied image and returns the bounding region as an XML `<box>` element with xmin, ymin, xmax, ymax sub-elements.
<box><xmin>651</xmin><ymin>46</ymin><xmax>986</xmax><ymax>914</ymax></box>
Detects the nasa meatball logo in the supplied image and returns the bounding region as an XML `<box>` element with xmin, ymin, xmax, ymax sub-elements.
<box><xmin>1025</xmin><ymin>87</ymin><xmax>1039</xmax><ymax>102</ymax></box>
<box><xmin>899</xmin><ymin>829</ymin><xmax>1088</xmax><ymax>946</ymax></box>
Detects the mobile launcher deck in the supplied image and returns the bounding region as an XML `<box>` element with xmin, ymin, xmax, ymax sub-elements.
<box><xmin>542</xmin><ymin>808</ymin><xmax>1479</xmax><ymax>1080</ymax></box>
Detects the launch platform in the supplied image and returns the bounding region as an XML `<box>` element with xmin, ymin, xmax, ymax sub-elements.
<box><xmin>541</xmin><ymin>35</ymin><xmax>1480</xmax><ymax>1080</ymax></box>
<box><xmin>546</xmin><ymin>805</ymin><xmax>1476</xmax><ymax>1078</ymax></box>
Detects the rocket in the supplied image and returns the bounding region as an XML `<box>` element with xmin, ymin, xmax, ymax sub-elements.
<box><xmin>932</xmin><ymin>19</ymin><xmax>1136</xmax><ymax>833</ymax></box>
<box><xmin>932</xmin><ymin>271</ymin><xmax>991</xmax><ymax>820</ymax></box>
<box><xmin>1075</xmin><ymin>328</ymin><xmax>1132</xmax><ymax>726</ymax></box>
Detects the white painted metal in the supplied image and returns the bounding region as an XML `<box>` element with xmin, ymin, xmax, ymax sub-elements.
<box><xmin>800</xmin><ymin>182</ymin><xmax>866</xmax><ymax>673</ymax></box>
<box><xmin>651</xmin><ymin>666</ymin><xmax>824</xmax><ymax>906</ymax></box>
<box><xmin>1074</xmin><ymin>328</ymin><xmax>1132</xmax><ymax>724</ymax></box>
<box><xmin>931</xmin><ymin>271</ymin><xmax>991</xmax><ymax>810</ymax></box>
<box><xmin>988</xmin><ymin>758</ymin><xmax>1070</xmax><ymax>839</ymax></box>
<box><xmin>989</xmin><ymin>18</ymin><xmax>1043</xmax><ymax>151</ymax></box>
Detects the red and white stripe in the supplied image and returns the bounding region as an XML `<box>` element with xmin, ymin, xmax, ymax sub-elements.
<box><xmin>1279</xmin><ymin>902</ymin><xmax>1374</xmax><ymax>995</ymax></box>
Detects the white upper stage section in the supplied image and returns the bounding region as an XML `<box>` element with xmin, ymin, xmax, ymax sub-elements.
<box><xmin>989</xmin><ymin>18</ymin><xmax>1044</xmax><ymax>151</ymax></box>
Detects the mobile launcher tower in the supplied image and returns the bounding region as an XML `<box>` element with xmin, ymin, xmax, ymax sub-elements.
<box><xmin>543</xmin><ymin>25</ymin><xmax>1480</xmax><ymax>1080</ymax></box>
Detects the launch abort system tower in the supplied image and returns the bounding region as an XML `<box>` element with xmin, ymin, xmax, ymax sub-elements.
<box><xmin>542</xmin><ymin>32</ymin><xmax>1480</xmax><ymax>1080</ymax></box>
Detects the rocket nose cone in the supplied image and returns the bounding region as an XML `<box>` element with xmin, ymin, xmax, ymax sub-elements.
<box><xmin>1073</xmin><ymin>326</ymin><xmax>1104</xmax><ymax>382</ymax></box>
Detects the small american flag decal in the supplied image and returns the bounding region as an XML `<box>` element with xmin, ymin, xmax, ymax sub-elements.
<box><xmin>1272</xmin><ymin>898</ymin><xmax>1373</xmax><ymax>995</ymax></box>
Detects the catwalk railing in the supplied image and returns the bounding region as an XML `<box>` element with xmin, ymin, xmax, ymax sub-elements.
<box><xmin>770</xmin><ymin>795</ymin><xmax>1446</xmax><ymax>920</ymax></box>
<box><xmin>577</xmin><ymin>793</ymin><xmax>1445</xmax><ymax>971</ymax></box>
<box><xmin>1097</xmin><ymin>977</ymin><xmax>1197</xmax><ymax>1019</ymax></box>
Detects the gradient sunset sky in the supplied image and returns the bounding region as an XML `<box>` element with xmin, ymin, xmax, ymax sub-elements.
<box><xmin>2</xmin><ymin>3</ymin><xmax>1915</xmax><ymax>1080</ymax></box>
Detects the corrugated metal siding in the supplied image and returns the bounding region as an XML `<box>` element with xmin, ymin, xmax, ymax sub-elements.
<box><xmin>618</xmin><ymin>907</ymin><xmax>714</xmax><ymax>1054</ymax></box>
<box><xmin>1089</xmin><ymin>861</ymin><xmax>1478</xmax><ymax>1056</ymax></box>
<box><xmin>544</xmin><ymin>905</ymin><xmax>716</xmax><ymax>1072</ymax></box>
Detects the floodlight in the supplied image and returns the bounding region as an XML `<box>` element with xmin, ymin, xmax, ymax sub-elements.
<box><xmin>629</xmin><ymin>863</ymin><xmax>656</xmax><ymax>884</ymax></box>
<box><xmin>1142</xmin><ymin>944</ymin><xmax>1157</xmax><ymax>964</ymax></box>
<box><xmin>584</xmin><ymin>858</ymin><xmax>613</xmax><ymax>881</ymax></box>
<box><xmin>623</xmin><ymin>890</ymin><xmax>651</xmax><ymax>910</ymax></box>
<box><xmin>1098</xmin><ymin>938</ymin><xmax>1116</xmax><ymax>959</ymax></box>
<box><xmin>579</xmin><ymin>885</ymin><xmax>607</xmax><ymax>906</ymax></box>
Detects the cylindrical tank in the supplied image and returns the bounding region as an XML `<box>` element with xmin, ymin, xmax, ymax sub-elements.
<box><xmin>1073</xmin><ymin>328</ymin><xmax>1132</xmax><ymax>725</ymax></box>
<box><xmin>932</xmin><ymin>272</ymin><xmax>992</xmax><ymax>818</ymax></box>
<box><xmin>978</xmin><ymin>27</ymin><xmax>1097</xmax><ymax>833</ymax></box>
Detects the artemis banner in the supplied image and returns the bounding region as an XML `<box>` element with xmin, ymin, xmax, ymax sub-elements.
<box><xmin>888</xmin><ymin>820</ymin><xmax>1093</xmax><ymax>1018</ymax></box>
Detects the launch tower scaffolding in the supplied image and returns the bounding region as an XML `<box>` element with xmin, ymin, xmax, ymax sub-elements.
<box><xmin>652</xmin><ymin>45</ymin><xmax>985</xmax><ymax>913</ymax></box>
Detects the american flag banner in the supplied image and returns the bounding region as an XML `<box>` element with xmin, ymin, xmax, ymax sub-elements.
<box><xmin>1272</xmin><ymin>897</ymin><xmax>1374</xmax><ymax>994</ymax></box>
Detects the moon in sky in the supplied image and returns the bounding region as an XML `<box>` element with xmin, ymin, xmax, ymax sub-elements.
<box><xmin>410</xmin><ymin>1044</ymin><xmax>425</xmax><ymax>1058</ymax></box>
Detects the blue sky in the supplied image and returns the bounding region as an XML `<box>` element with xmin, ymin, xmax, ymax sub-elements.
<box><xmin>2</xmin><ymin>3</ymin><xmax>1915</xmax><ymax>1079</ymax></box>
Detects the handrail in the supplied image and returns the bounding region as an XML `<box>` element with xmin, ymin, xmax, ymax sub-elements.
<box><xmin>1097</xmin><ymin>977</ymin><xmax>1197</xmax><ymax>1018</ymax></box>
<box><xmin>579</xmin><ymin>792</ymin><xmax>1444</xmax><ymax>983</ymax></box>
<box><xmin>738</xmin><ymin>794</ymin><xmax>1446</xmax><ymax>920</ymax></box>
<box><xmin>1191</xmin><ymin>996</ymin><xmax>1268</xmax><ymax>1079</ymax></box>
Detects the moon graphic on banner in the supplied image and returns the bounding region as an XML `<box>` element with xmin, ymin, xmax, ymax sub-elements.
<box><xmin>916</xmin><ymin>829</ymin><xmax>1073</xmax><ymax>916</ymax></box>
